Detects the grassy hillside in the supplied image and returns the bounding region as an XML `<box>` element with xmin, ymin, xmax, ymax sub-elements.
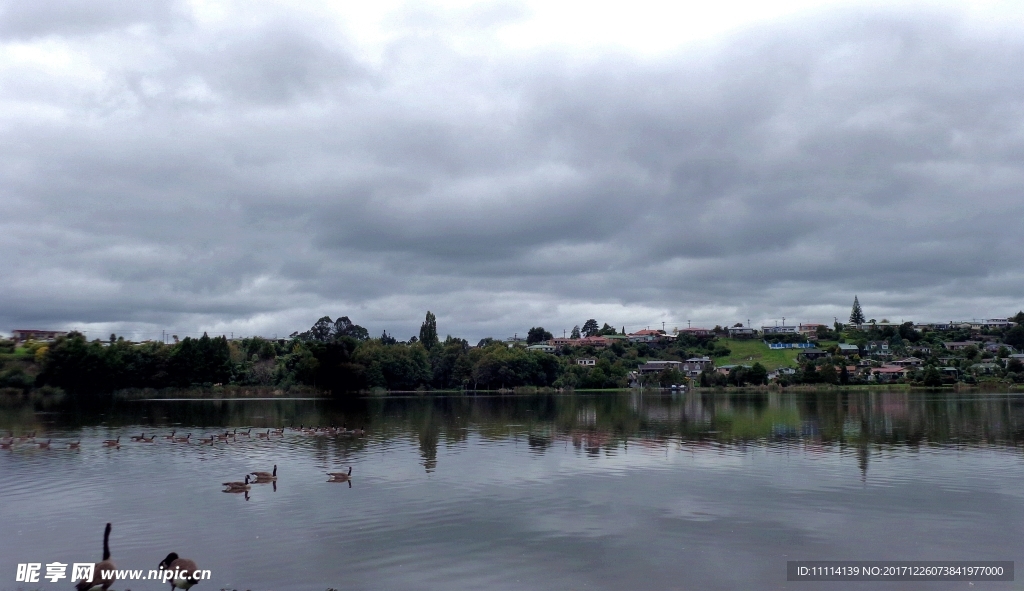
<box><xmin>713</xmin><ymin>338</ymin><xmax>801</xmax><ymax>370</ymax></box>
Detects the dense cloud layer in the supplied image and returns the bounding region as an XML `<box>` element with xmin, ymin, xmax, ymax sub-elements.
<box><xmin>1</xmin><ymin>1</ymin><xmax>1022</xmax><ymax>341</ymax></box>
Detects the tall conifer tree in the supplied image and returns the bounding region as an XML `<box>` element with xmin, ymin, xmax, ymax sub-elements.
<box><xmin>419</xmin><ymin>311</ymin><xmax>439</xmax><ymax>350</ymax></box>
<box><xmin>849</xmin><ymin>296</ymin><xmax>865</xmax><ymax>326</ymax></box>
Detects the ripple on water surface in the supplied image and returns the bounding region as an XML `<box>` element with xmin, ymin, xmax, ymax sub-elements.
<box><xmin>3</xmin><ymin>391</ymin><xmax>1024</xmax><ymax>590</ymax></box>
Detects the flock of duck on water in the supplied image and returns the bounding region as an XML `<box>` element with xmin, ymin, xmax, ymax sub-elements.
<box><xmin>2</xmin><ymin>425</ymin><xmax>361</xmax><ymax>492</ymax></box>
<box><xmin>9</xmin><ymin>427</ymin><xmax>362</xmax><ymax>590</ymax></box>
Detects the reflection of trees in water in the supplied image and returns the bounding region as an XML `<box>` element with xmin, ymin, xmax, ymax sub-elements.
<box><xmin>4</xmin><ymin>391</ymin><xmax>1024</xmax><ymax>459</ymax></box>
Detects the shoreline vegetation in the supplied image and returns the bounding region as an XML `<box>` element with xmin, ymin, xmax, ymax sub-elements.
<box><xmin>2</xmin><ymin>382</ymin><xmax>1022</xmax><ymax>404</ymax></box>
<box><xmin>3</xmin><ymin>308</ymin><xmax>1024</xmax><ymax>400</ymax></box>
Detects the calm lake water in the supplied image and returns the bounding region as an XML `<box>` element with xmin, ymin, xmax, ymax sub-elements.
<box><xmin>2</xmin><ymin>390</ymin><xmax>1024</xmax><ymax>591</ymax></box>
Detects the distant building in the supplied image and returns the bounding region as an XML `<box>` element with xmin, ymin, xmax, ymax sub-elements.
<box><xmin>578</xmin><ymin>336</ymin><xmax>610</xmax><ymax>348</ymax></box>
<box><xmin>548</xmin><ymin>336</ymin><xmax>610</xmax><ymax>348</ymax></box>
<box><xmin>576</xmin><ymin>358</ymin><xmax>596</xmax><ymax>366</ymax></box>
<box><xmin>797</xmin><ymin>323</ymin><xmax>827</xmax><ymax>336</ymax></box>
<box><xmin>865</xmin><ymin>341</ymin><xmax>890</xmax><ymax>355</ymax></box>
<box><xmin>526</xmin><ymin>344</ymin><xmax>555</xmax><ymax>353</ymax></box>
<box><xmin>628</xmin><ymin>329</ymin><xmax>664</xmax><ymax>343</ymax></box>
<box><xmin>798</xmin><ymin>348</ymin><xmax>829</xmax><ymax>361</ymax></box>
<box><xmin>715</xmin><ymin>364</ymin><xmax>752</xmax><ymax>376</ymax></box>
<box><xmin>971</xmin><ymin>362</ymin><xmax>1000</xmax><ymax>374</ymax></box>
<box><xmin>969</xmin><ymin>319</ymin><xmax>1014</xmax><ymax>331</ymax></box>
<box><xmin>11</xmin><ymin>329</ymin><xmax>67</xmax><ymax>343</ymax></box>
<box><xmin>870</xmin><ymin>366</ymin><xmax>910</xmax><ymax>381</ymax></box>
<box><xmin>836</xmin><ymin>343</ymin><xmax>860</xmax><ymax>356</ymax></box>
<box><xmin>682</xmin><ymin>356</ymin><xmax>713</xmax><ymax>377</ymax></box>
<box><xmin>891</xmin><ymin>357</ymin><xmax>924</xmax><ymax>367</ymax></box>
<box><xmin>676</xmin><ymin>327</ymin><xmax>712</xmax><ymax>337</ymax></box>
<box><xmin>638</xmin><ymin>360</ymin><xmax>684</xmax><ymax>375</ymax></box>
<box><xmin>727</xmin><ymin>326</ymin><xmax>757</xmax><ymax>339</ymax></box>
<box><xmin>943</xmin><ymin>341</ymin><xmax>981</xmax><ymax>351</ymax></box>
<box><xmin>762</xmin><ymin>325</ymin><xmax>798</xmax><ymax>334</ymax></box>
<box><xmin>767</xmin><ymin>367</ymin><xmax>797</xmax><ymax>380</ymax></box>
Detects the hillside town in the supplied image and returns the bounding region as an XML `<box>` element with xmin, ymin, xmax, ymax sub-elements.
<box><xmin>3</xmin><ymin>299</ymin><xmax>1024</xmax><ymax>391</ymax></box>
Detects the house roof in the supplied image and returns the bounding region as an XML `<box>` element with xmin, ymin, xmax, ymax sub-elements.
<box><xmin>873</xmin><ymin>366</ymin><xmax>909</xmax><ymax>373</ymax></box>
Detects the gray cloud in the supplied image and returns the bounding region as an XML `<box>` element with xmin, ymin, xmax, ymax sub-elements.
<box><xmin>0</xmin><ymin>0</ymin><xmax>185</xmax><ymax>39</ymax></box>
<box><xmin>1</xmin><ymin>4</ymin><xmax>1023</xmax><ymax>341</ymax></box>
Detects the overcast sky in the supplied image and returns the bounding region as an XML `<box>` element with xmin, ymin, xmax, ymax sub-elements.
<box><xmin>1</xmin><ymin>0</ymin><xmax>1023</xmax><ymax>342</ymax></box>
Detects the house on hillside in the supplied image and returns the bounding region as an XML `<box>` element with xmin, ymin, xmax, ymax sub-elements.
<box><xmin>11</xmin><ymin>329</ymin><xmax>67</xmax><ymax>343</ymax></box>
<box><xmin>970</xmin><ymin>319</ymin><xmax>1014</xmax><ymax>331</ymax></box>
<box><xmin>943</xmin><ymin>341</ymin><xmax>981</xmax><ymax>351</ymax></box>
<box><xmin>682</xmin><ymin>356</ymin><xmax>713</xmax><ymax>377</ymax></box>
<box><xmin>676</xmin><ymin>327</ymin><xmax>712</xmax><ymax>337</ymax></box>
<box><xmin>638</xmin><ymin>360</ymin><xmax>684</xmax><ymax>375</ymax></box>
<box><xmin>727</xmin><ymin>326</ymin><xmax>757</xmax><ymax>339</ymax></box>
<box><xmin>578</xmin><ymin>336</ymin><xmax>610</xmax><ymax>348</ymax></box>
<box><xmin>576</xmin><ymin>358</ymin><xmax>596</xmax><ymax>366</ymax></box>
<box><xmin>865</xmin><ymin>341</ymin><xmax>890</xmax><ymax>355</ymax></box>
<box><xmin>870</xmin><ymin>366</ymin><xmax>910</xmax><ymax>382</ymax></box>
<box><xmin>798</xmin><ymin>348</ymin><xmax>829</xmax><ymax>361</ymax></box>
<box><xmin>549</xmin><ymin>336</ymin><xmax>612</xmax><ymax>348</ymax></box>
<box><xmin>836</xmin><ymin>343</ymin><xmax>860</xmax><ymax>356</ymax></box>
<box><xmin>526</xmin><ymin>344</ymin><xmax>555</xmax><ymax>353</ymax></box>
<box><xmin>798</xmin><ymin>323</ymin><xmax>827</xmax><ymax>337</ymax></box>
<box><xmin>715</xmin><ymin>364</ymin><xmax>753</xmax><ymax>376</ymax></box>
<box><xmin>767</xmin><ymin>367</ymin><xmax>797</xmax><ymax>380</ymax></box>
<box><xmin>628</xmin><ymin>329</ymin><xmax>664</xmax><ymax>343</ymax></box>
<box><xmin>891</xmin><ymin>357</ymin><xmax>923</xmax><ymax>367</ymax></box>
<box><xmin>761</xmin><ymin>325</ymin><xmax>798</xmax><ymax>334</ymax></box>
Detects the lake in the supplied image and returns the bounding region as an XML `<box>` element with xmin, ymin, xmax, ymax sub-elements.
<box><xmin>2</xmin><ymin>390</ymin><xmax>1023</xmax><ymax>590</ymax></box>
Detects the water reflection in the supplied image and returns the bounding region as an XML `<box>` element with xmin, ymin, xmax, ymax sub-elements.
<box><xmin>2</xmin><ymin>390</ymin><xmax>1024</xmax><ymax>591</ymax></box>
<box><xmin>4</xmin><ymin>390</ymin><xmax>1024</xmax><ymax>471</ymax></box>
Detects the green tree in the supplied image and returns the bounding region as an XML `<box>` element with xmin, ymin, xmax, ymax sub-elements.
<box><xmin>849</xmin><ymin>296</ymin><xmax>865</xmax><ymax>325</ymax></box>
<box><xmin>898</xmin><ymin>321</ymin><xmax>920</xmax><ymax>342</ymax></box>
<box><xmin>570</xmin><ymin>325</ymin><xmax>581</xmax><ymax>339</ymax></box>
<box><xmin>307</xmin><ymin>316</ymin><xmax>334</xmax><ymax>342</ymax></box>
<box><xmin>1004</xmin><ymin>325</ymin><xmax>1024</xmax><ymax>350</ymax></box>
<box><xmin>749</xmin><ymin>362</ymin><xmax>768</xmax><ymax>385</ymax></box>
<box><xmin>581</xmin><ymin>319</ymin><xmax>599</xmax><ymax>337</ymax></box>
<box><xmin>332</xmin><ymin>316</ymin><xmax>369</xmax><ymax>340</ymax></box>
<box><xmin>922</xmin><ymin>366</ymin><xmax>942</xmax><ymax>386</ymax></box>
<box><xmin>419</xmin><ymin>311</ymin><xmax>439</xmax><ymax>350</ymax></box>
<box><xmin>818</xmin><ymin>363</ymin><xmax>838</xmax><ymax>385</ymax></box>
<box><xmin>527</xmin><ymin>327</ymin><xmax>553</xmax><ymax>344</ymax></box>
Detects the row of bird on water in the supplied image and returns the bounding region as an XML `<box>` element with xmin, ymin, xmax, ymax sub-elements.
<box><xmin>223</xmin><ymin>464</ymin><xmax>355</xmax><ymax>498</ymax></box>
<box><xmin>74</xmin><ymin>523</ymin><xmax>202</xmax><ymax>591</ymax></box>
<box><xmin>1</xmin><ymin>424</ymin><xmax>366</xmax><ymax>450</ymax></box>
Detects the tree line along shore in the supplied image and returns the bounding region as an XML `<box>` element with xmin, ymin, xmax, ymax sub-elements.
<box><xmin>3</xmin><ymin>305</ymin><xmax>1024</xmax><ymax>398</ymax></box>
